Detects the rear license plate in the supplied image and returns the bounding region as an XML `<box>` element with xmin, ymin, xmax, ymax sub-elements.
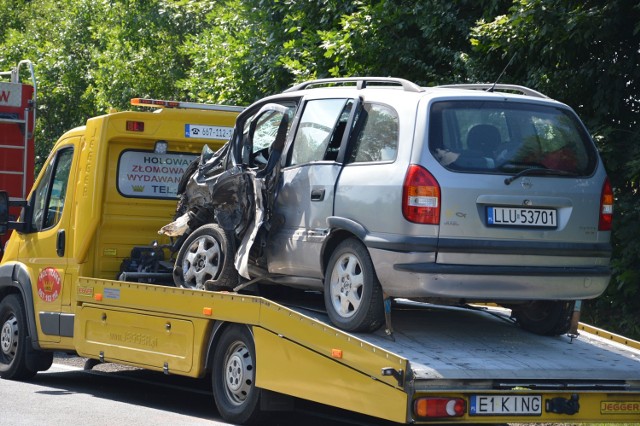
<box><xmin>470</xmin><ymin>395</ymin><xmax>542</xmax><ymax>416</ymax></box>
<box><xmin>487</xmin><ymin>207</ymin><xmax>557</xmax><ymax>228</ymax></box>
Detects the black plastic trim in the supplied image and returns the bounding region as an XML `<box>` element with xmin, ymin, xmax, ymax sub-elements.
<box><xmin>0</xmin><ymin>262</ymin><xmax>41</xmax><ymax>349</ymax></box>
<box><xmin>38</xmin><ymin>312</ymin><xmax>73</xmax><ymax>337</ymax></box>
<box><xmin>60</xmin><ymin>313</ymin><xmax>74</xmax><ymax>337</ymax></box>
<box><xmin>39</xmin><ymin>312</ymin><xmax>60</xmax><ymax>335</ymax></box>
<box><xmin>437</xmin><ymin>239</ymin><xmax>612</xmax><ymax>258</ymax></box>
<box><xmin>394</xmin><ymin>263</ymin><xmax>611</xmax><ymax>277</ymax></box>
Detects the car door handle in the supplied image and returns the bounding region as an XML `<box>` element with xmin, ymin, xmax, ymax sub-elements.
<box><xmin>310</xmin><ymin>188</ymin><xmax>325</xmax><ymax>201</ymax></box>
<box><xmin>57</xmin><ymin>229</ymin><xmax>65</xmax><ymax>257</ymax></box>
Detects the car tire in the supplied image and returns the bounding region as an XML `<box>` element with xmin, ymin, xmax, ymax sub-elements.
<box><xmin>212</xmin><ymin>324</ymin><xmax>263</xmax><ymax>425</ymax></box>
<box><xmin>173</xmin><ymin>223</ymin><xmax>238</xmax><ymax>290</ymax></box>
<box><xmin>324</xmin><ymin>238</ymin><xmax>385</xmax><ymax>332</ymax></box>
<box><xmin>511</xmin><ymin>300</ymin><xmax>575</xmax><ymax>336</ymax></box>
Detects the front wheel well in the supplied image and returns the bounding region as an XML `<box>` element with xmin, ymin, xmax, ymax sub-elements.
<box><xmin>321</xmin><ymin>229</ymin><xmax>361</xmax><ymax>273</ymax></box>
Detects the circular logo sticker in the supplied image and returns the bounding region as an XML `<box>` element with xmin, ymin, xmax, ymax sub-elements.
<box><xmin>37</xmin><ymin>268</ymin><xmax>62</xmax><ymax>303</ymax></box>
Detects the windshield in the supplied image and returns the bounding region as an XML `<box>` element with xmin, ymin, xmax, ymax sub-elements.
<box><xmin>428</xmin><ymin>100</ymin><xmax>597</xmax><ymax>176</ymax></box>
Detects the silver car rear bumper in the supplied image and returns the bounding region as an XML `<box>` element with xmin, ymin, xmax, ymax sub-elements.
<box><xmin>369</xmin><ymin>247</ymin><xmax>611</xmax><ymax>300</ymax></box>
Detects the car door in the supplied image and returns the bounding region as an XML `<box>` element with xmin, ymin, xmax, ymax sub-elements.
<box><xmin>267</xmin><ymin>97</ymin><xmax>359</xmax><ymax>280</ymax></box>
<box><xmin>14</xmin><ymin>143</ymin><xmax>76</xmax><ymax>343</ymax></box>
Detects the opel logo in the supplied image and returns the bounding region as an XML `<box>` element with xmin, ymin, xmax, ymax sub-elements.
<box><xmin>521</xmin><ymin>177</ymin><xmax>533</xmax><ymax>189</ymax></box>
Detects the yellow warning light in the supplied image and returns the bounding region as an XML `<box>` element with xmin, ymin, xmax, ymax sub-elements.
<box><xmin>203</xmin><ymin>307</ymin><xmax>213</xmax><ymax>316</ymax></box>
<box><xmin>131</xmin><ymin>98</ymin><xmax>180</xmax><ymax>108</ymax></box>
<box><xmin>94</xmin><ymin>293</ymin><xmax>103</xmax><ymax>302</ymax></box>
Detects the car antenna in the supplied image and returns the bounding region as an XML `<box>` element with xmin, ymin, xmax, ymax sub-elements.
<box><xmin>488</xmin><ymin>53</ymin><xmax>517</xmax><ymax>92</ymax></box>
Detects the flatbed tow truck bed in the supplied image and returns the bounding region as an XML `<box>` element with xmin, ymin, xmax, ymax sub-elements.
<box><xmin>74</xmin><ymin>277</ymin><xmax>640</xmax><ymax>423</ymax></box>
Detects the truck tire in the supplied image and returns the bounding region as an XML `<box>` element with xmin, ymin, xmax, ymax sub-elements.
<box><xmin>511</xmin><ymin>300</ymin><xmax>575</xmax><ymax>336</ymax></box>
<box><xmin>173</xmin><ymin>223</ymin><xmax>238</xmax><ymax>290</ymax></box>
<box><xmin>324</xmin><ymin>238</ymin><xmax>385</xmax><ymax>332</ymax></box>
<box><xmin>0</xmin><ymin>295</ymin><xmax>39</xmax><ymax>380</ymax></box>
<box><xmin>212</xmin><ymin>324</ymin><xmax>263</xmax><ymax>425</ymax></box>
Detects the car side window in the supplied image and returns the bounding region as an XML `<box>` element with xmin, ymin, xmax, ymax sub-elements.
<box><xmin>289</xmin><ymin>99</ymin><xmax>352</xmax><ymax>166</ymax></box>
<box><xmin>348</xmin><ymin>103</ymin><xmax>399</xmax><ymax>163</ymax></box>
<box><xmin>30</xmin><ymin>147</ymin><xmax>74</xmax><ymax>231</ymax></box>
<box><xmin>242</xmin><ymin>102</ymin><xmax>296</xmax><ymax>167</ymax></box>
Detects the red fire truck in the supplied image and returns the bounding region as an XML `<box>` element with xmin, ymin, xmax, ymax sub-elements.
<box><xmin>0</xmin><ymin>60</ymin><xmax>36</xmax><ymax>257</ymax></box>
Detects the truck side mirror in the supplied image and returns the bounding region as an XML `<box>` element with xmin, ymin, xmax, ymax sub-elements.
<box><xmin>0</xmin><ymin>191</ymin><xmax>7</xmax><ymax>235</ymax></box>
<box><xmin>0</xmin><ymin>190</ymin><xmax>28</xmax><ymax>235</ymax></box>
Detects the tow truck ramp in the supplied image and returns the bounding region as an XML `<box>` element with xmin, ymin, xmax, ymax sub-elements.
<box><xmin>74</xmin><ymin>277</ymin><xmax>640</xmax><ymax>423</ymax></box>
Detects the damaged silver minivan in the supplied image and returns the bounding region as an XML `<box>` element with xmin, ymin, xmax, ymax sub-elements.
<box><xmin>161</xmin><ymin>77</ymin><xmax>613</xmax><ymax>336</ymax></box>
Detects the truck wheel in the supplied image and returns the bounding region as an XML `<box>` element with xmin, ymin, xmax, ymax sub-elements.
<box><xmin>0</xmin><ymin>295</ymin><xmax>37</xmax><ymax>380</ymax></box>
<box><xmin>173</xmin><ymin>224</ymin><xmax>238</xmax><ymax>290</ymax></box>
<box><xmin>212</xmin><ymin>324</ymin><xmax>262</xmax><ymax>425</ymax></box>
<box><xmin>324</xmin><ymin>239</ymin><xmax>385</xmax><ymax>332</ymax></box>
<box><xmin>511</xmin><ymin>300</ymin><xmax>575</xmax><ymax>336</ymax></box>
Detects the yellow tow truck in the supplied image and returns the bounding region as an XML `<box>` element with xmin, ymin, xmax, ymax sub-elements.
<box><xmin>0</xmin><ymin>99</ymin><xmax>639</xmax><ymax>424</ymax></box>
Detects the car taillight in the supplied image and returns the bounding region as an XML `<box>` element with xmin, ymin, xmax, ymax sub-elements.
<box><xmin>599</xmin><ymin>177</ymin><xmax>613</xmax><ymax>231</ymax></box>
<box><xmin>403</xmin><ymin>165</ymin><xmax>440</xmax><ymax>224</ymax></box>
<box><xmin>414</xmin><ymin>397</ymin><xmax>466</xmax><ymax>419</ymax></box>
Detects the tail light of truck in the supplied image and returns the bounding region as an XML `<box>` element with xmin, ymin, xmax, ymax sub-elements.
<box><xmin>598</xmin><ymin>177</ymin><xmax>613</xmax><ymax>231</ymax></box>
<box><xmin>126</xmin><ymin>120</ymin><xmax>145</xmax><ymax>132</ymax></box>
<box><xmin>403</xmin><ymin>165</ymin><xmax>441</xmax><ymax>224</ymax></box>
<box><xmin>414</xmin><ymin>397</ymin><xmax>465</xmax><ymax>419</ymax></box>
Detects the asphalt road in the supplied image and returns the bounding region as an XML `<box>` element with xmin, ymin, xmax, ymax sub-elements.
<box><xmin>0</xmin><ymin>353</ymin><xmax>398</xmax><ymax>426</ymax></box>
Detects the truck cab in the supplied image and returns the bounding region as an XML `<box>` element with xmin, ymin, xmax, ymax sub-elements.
<box><xmin>0</xmin><ymin>99</ymin><xmax>241</xmax><ymax>363</ymax></box>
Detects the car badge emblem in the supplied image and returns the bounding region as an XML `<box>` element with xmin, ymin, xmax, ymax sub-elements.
<box><xmin>521</xmin><ymin>177</ymin><xmax>533</xmax><ymax>189</ymax></box>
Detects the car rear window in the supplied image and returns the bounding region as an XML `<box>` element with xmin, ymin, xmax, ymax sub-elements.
<box><xmin>428</xmin><ymin>100</ymin><xmax>597</xmax><ymax>175</ymax></box>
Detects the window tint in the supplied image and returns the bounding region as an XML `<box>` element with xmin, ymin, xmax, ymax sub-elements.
<box><xmin>429</xmin><ymin>101</ymin><xmax>596</xmax><ymax>175</ymax></box>
<box><xmin>349</xmin><ymin>103</ymin><xmax>399</xmax><ymax>163</ymax></box>
<box><xmin>31</xmin><ymin>147</ymin><xmax>73</xmax><ymax>231</ymax></box>
<box><xmin>290</xmin><ymin>99</ymin><xmax>350</xmax><ymax>166</ymax></box>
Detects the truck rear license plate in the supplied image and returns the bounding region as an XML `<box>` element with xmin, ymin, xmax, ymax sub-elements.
<box><xmin>487</xmin><ymin>207</ymin><xmax>557</xmax><ymax>228</ymax></box>
<box><xmin>470</xmin><ymin>395</ymin><xmax>542</xmax><ymax>416</ymax></box>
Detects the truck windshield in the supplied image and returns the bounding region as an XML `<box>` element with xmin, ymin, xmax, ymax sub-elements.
<box><xmin>428</xmin><ymin>100</ymin><xmax>597</xmax><ymax>176</ymax></box>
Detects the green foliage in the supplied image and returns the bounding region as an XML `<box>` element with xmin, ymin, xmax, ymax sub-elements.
<box><xmin>1</xmin><ymin>0</ymin><xmax>209</xmax><ymax>169</ymax></box>
<box><xmin>1</xmin><ymin>0</ymin><xmax>637</xmax><ymax>338</ymax></box>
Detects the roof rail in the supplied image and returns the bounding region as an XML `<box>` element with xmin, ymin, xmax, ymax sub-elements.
<box><xmin>285</xmin><ymin>77</ymin><xmax>424</xmax><ymax>93</ymax></box>
<box><xmin>131</xmin><ymin>98</ymin><xmax>244</xmax><ymax>113</ymax></box>
<box><xmin>436</xmin><ymin>84</ymin><xmax>548</xmax><ymax>99</ymax></box>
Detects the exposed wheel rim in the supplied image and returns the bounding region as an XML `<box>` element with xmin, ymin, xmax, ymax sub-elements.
<box><xmin>223</xmin><ymin>341</ymin><xmax>254</xmax><ymax>406</ymax></box>
<box><xmin>182</xmin><ymin>234</ymin><xmax>222</xmax><ymax>289</ymax></box>
<box><xmin>329</xmin><ymin>253</ymin><xmax>364</xmax><ymax>319</ymax></box>
<box><xmin>0</xmin><ymin>314</ymin><xmax>18</xmax><ymax>360</ymax></box>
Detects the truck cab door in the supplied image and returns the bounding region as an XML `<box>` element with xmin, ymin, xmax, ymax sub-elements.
<box><xmin>15</xmin><ymin>143</ymin><xmax>76</xmax><ymax>343</ymax></box>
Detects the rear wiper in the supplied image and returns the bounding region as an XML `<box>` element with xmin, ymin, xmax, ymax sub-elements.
<box><xmin>504</xmin><ymin>167</ymin><xmax>578</xmax><ymax>185</ymax></box>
